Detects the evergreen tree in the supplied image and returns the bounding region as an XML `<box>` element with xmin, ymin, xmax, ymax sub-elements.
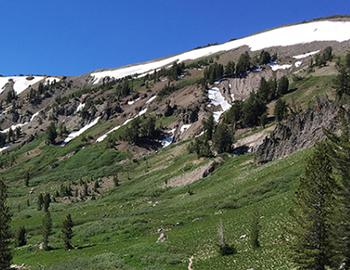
<box><xmin>37</xmin><ymin>193</ymin><xmax>44</xmax><ymax>211</ymax></box>
<box><xmin>224</xmin><ymin>61</ymin><xmax>236</xmax><ymax>77</ymax></box>
<box><xmin>259</xmin><ymin>50</ymin><xmax>271</xmax><ymax>65</ymax></box>
<box><xmin>291</xmin><ymin>142</ymin><xmax>334</xmax><ymax>270</ymax></box>
<box><xmin>277</xmin><ymin>76</ymin><xmax>289</xmax><ymax>97</ymax></box>
<box><xmin>42</xmin><ymin>211</ymin><xmax>52</xmax><ymax>251</ymax></box>
<box><xmin>0</xmin><ymin>179</ymin><xmax>12</xmax><ymax>270</ymax></box>
<box><xmin>236</xmin><ymin>52</ymin><xmax>251</xmax><ymax>77</ymax></box>
<box><xmin>241</xmin><ymin>93</ymin><xmax>267</xmax><ymax>127</ymax></box>
<box><xmin>46</xmin><ymin>122</ymin><xmax>57</xmax><ymax>145</ymax></box>
<box><xmin>250</xmin><ymin>210</ymin><xmax>261</xmax><ymax>249</ymax></box>
<box><xmin>274</xmin><ymin>99</ymin><xmax>288</xmax><ymax>122</ymax></box>
<box><xmin>62</xmin><ymin>214</ymin><xmax>74</xmax><ymax>250</ymax></box>
<box><xmin>0</xmin><ymin>132</ymin><xmax>6</xmax><ymax>148</ymax></box>
<box><xmin>24</xmin><ymin>171</ymin><xmax>30</xmax><ymax>187</ymax></box>
<box><xmin>335</xmin><ymin>64</ymin><xmax>350</xmax><ymax>100</ymax></box>
<box><xmin>213</xmin><ymin>124</ymin><xmax>233</xmax><ymax>154</ymax></box>
<box><xmin>325</xmin><ymin>124</ymin><xmax>350</xmax><ymax>268</ymax></box>
<box><xmin>16</xmin><ymin>226</ymin><xmax>27</xmax><ymax>247</ymax></box>
<box><xmin>43</xmin><ymin>193</ymin><xmax>51</xmax><ymax>212</ymax></box>
<box><xmin>217</xmin><ymin>221</ymin><xmax>236</xmax><ymax>256</ymax></box>
<box><xmin>203</xmin><ymin>114</ymin><xmax>215</xmax><ymax>140</ymax></box>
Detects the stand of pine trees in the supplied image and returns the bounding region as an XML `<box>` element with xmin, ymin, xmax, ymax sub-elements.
<box><xmin>292</xmin><ymin>119</ymin><xmax>350</xmax><ymax>269</ymax></box>
<box><xmin>0</xmin><ymin>179</ymin><xmax>12</xmax><ymax>270</ymax></box>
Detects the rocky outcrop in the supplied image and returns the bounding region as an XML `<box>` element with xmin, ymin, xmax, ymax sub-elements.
<box><xmin>256</xmin><ymin>98</ymin><xmax>341</xmax><ymax>163</ymax></box>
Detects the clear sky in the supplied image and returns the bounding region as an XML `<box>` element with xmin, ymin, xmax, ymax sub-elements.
<box><xmin>1</xmin><ymin>0</ymin><xmax>349</xmax><ymax>76</ymax></box>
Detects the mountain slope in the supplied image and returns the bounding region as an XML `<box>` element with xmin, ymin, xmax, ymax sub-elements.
<box><xmin>1</xmin><ymin>16</ymin><xmax>350</xmax><ymax>270</ymax></box>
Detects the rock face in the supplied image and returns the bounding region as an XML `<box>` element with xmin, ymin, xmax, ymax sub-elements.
<box><xmin>255</xmin><ymin>98</ymin><xmax>341</xmax><ymax>163</ymax></box>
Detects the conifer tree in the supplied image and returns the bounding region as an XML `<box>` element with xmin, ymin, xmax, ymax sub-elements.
<box><xmin>250</xmin><ymin>209</ymin><xmax>261</xmax><ymax>249</ymax></box>
<box><xmin>203</xmin><ymin>114</ymin><xmax>215</xmax><ymax>141</ymax></box>
<box><xmin>213</xmin><ymin>124</ymin><xmax>233</xmax><ymax>154</ymax></box>
<box><xmin>43</xmin><ymin>193</ymin><xmax>51</xmax><ymax>212</ymax></box>
<box><xmin>325</xmin><ymin>123</ymin><xmax>350</xmax><ymax>268</ymax></box>
<box><xmin>217</xmin><ymin>220</ymin><xmax>235</xmax><ymax>256</ymax></box>
<box><xmin>37</xmin><ymin>193</ymin><xmax>44</xmax><ymax>211</ymax></box>
<box><xmin>62</xmin><ymin>214</ymin><xmax>74</xmax><ymax>250</ymax></box>
<box><xmin>46</xmin><ymin>122</ymin><xmax>57</xmax><ymax>145</ymax></box>
<box><xmin>274</xmin><ymin>99</ymin><xmax>288</xmax><ymax>122</ymax></box>
<box><xmin>16</xmin><ymin>226</ymin><xmax>27</xmax><ymax>247</ymax></box>
<box><xmin>42</xmin><ymin>211</ymin><xmax>52</xmax><ymax>251</ymax></box>
<box><xmin>0</xmin><ymin>179</ymin><xmax>12</xmax><ymax>270</ymax></box>
<box><xmin>291</xmin><ymin>142</ymin><xmax>334</xmax><ymax>270</ymax></box>
<box><xmin>24</xmin><ymin>171</ymin><xmax>30</xmax><ymax>187</ymax></box>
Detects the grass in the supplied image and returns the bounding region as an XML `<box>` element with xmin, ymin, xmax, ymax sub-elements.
<box><xmin>2</xmin><ymin>129</ymin><xmax>310</xmax><ymax>269</ymax></box>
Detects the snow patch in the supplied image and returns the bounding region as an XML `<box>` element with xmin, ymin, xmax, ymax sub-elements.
<box><xmin>268</xmin><ymin>62</ymin><xmax>292</xmax><ymax>71</ymax></box>
<box><xmin>91</xmin><ymin>21</ymin><xmax>350</xmax><ymax>83</ymax></box>
<box><xmin>295</xmin><ymin>61</ymin><xmax>303</xmax><ymax>68</ymax></box>
<box><xmin>293</xmin><ymin>50</ymin><xmax>320</xmax><ymax>59</ymax></box>
<box><xmin>76</xmin><ymin>103</ymin><xmax>85</xmax><ymax>113</ymax></box>
<box><xmin>208</xmin><ymin>87</ymin><xmax>232</xmax><ymax>122</ymax></box>
<box><xmin>146</xmin><ymin>96</ymin><xmax>157</xmax><ymax>104</ymax></box>
<box><xmin>127</xmin><ymin>97</ymin><xmax>140</xmax><ymax>105</ymax></box>
<box><xmin>96</xmin><ymin>108</ymin><xmax>149</xmax><ymax>143</ymax></box>
<box><xmin>0</xmin><ymin>146</ymin><xmax>10</xmax><ymax>153</ymax></box>
<box><xmin>30</xmin><ymin>111</ymin><xmax>40</xmax><ymax>122</ymax></box>
<box><xmin>63</xmin><ymin>117</ymin><xmax>100</xmax><ymax>144</ymax></box>
<box><xmin>0</xmin><ymin>76</ymin><xmax>60</xmax><ymax>95</ymax></box>
<box><xmin>160</xmin><ymin>128</ymin><xmax>176</xmax><ymax>148</ymax></box>
<box><xmin>180</xmin><ymin>124</ymin><xmax>192</xmax><ymax>133</ymax></box>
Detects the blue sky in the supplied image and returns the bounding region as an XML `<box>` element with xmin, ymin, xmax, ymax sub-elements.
<box><xmin>1</xmin><ymin>0</ymin><xmax>349</xmax><ymax>76</ymax></box>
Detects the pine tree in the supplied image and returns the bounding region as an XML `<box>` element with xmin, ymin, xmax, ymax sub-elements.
<box><xmin>24</xmin><ymin>171</ymin><xmax>30</xmax><ymax>187</ymax></box>
<box><xmin>0</xmin><ymin>179</ymin><xmax>12</xmax><ymax>270</ymax></box>
<box><xmin>291</xmin><ymin>142</ymin><xmax>334</xmax><ymax>270</ymax></box>
<box><xmin>274</xmin><ymin>99</ymin><xmax>288</xmax><ymax>122</ymax></box>
<box><xmin>62</xmin><ymin>214</ymin><xmax>74</xmax><ymax>250</ymax></box>
<box><xmin>325</xmin><ymin>123</ymin><xmax>350</xmax><ymax>268</ymax></box>
<box><xmin>43</xmin><ymin>193</ymin><xmax>51</xmax><ymax>212</ymax></box>
<box><xmin>250</xmin><ymin>210</ymin><xmax>261</xmax><ymax>249</ymax></box>
<box><xmin>42</xmin><ymin>211</ymin><xmax>52</xmax><ymax>251</ymax></box>
<box><xmin>217</xmin><ymin>220</ymin><xmax>235</xmax><ymax>256</ymax></box>
<box><xmin>213</xmin><ymin>124</ymin><xmax>233</xmax><ymax>154</ymax></box>
<box><xmin>46</xmin><ymin>122</ymin><xmax>57</xmax><ymax>145</ymax></box>
<box><xmin>277</xmin><ymin>76</ymin><xmax>289</xmax><ymax>97</ymax></box>
<box><xmin>37</xmin><ymin>193</ymin><xmax>44</xmax><ymax>211</ymax></box>
<box><xmin>203</xmin><ymin>114</ymin><xmax>215</xmax><ymax>140</ymax></box>
<box><xmin>16</xmin><ymin>226</ymin><xmax>27</xmax><ymax>247</ymax></box>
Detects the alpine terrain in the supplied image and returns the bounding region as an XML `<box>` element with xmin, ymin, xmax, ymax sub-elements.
<box><xmin>2</xmin><ymin>16</ymin><xmax>350</xmax><ymax>270</ymax></box>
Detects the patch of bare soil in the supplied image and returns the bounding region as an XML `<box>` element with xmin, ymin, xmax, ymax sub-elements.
<box><xmin>165</xmin><ymin>158</ymin><xmax>223</xmax><ymax>188</ymax></box>
<box><xmin>234</xmin><ymin>125</ymin><xmax>275</xmax><ymax>151</ymax></box>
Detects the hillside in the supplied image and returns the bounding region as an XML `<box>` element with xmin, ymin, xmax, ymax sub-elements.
<box><xmin>1</xmin><ymin>17</ymin><xmax>350</xmax><ymax>270</ymax></box>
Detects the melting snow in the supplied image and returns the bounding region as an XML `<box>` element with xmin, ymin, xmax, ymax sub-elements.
<box><xmin>160</xmin><ymin>128</ymin><xmax>176</xmax><ymax>148</ymax></box>
<box><xmin>63</xmin><ymin>117</ymin><xmax>100</xmax><ymax>144</ymax></box>
<box><xmin>293</xmin><ymin>50</ymin><xmax>320</xmax><ymax>59</ymax></box>
<box><xmin>0</xmin><ymin>76</ymin><xmax>61</xmax><ymax>95</ymax></box>
<box><xmin>146</xmin><ymin>96</ymin><xmax>157</xmax><ymax>104</ymax></box>
<box><xmin>208</xmin><ymin>87</ymin><xmax>232</xmax><ymax>122</ymax></box>
<box><xmin>30</xmin><ymin>111</ymin><xmax>40</xmax><ymax>122</ymax></box>
<box><xmin>180</xmin><ymin>124</ymin><xmax>192</xmax><ymax>133</ymax></box>
<box><xmin>0</xmin><ymin>146</ymin><xmax>9</xmax><ymax>153</ymax></box>
<box><xmin>295</xmin><ymin>61</ymin><xmax>303</xmax><ymax>68</ymax></box>
<box><xmin>76</xmin><ymin>103</ymin><xmax>85</xmax><ymax>113</ymax></box>
<box><xmin>91</xmin><ymin>21</ymin><xmax>350</xmax><ymax>83</ymax></box>
<box><xmin>268</xmin><ymin>62</ymin><xmax>292</xmax><ymax>71</ymax></box>
<box><xmin>128</xmin><ymin>97</ymin><xmax>141</xmax><ymax>105</ymax></box>
<box><xmin>96</xmin><ymin>108</ymin><xmax>149</xmax><ymax>143</ymax></box>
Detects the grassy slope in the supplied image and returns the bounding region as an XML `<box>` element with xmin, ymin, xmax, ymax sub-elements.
<box><xmin>1</xmin><ymin>130</ymin><xmax>310</xmax><ymax>269</ymax></box>
<box><xmin>1</xmin><ymin>58</ymin><xmax>337</xmax><ymax>270</ymax></box>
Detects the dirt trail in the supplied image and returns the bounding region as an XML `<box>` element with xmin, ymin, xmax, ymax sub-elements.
<box><xmin>188</xmin><ymin>256</ymin><xmax>194</xmax><ymax>270</ymax></box>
